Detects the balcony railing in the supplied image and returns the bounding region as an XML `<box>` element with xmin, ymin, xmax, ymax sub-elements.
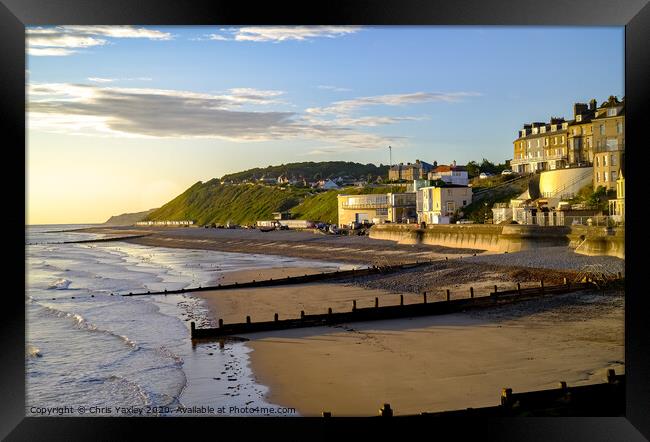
<box><xmin>342</xmin><ymin>203</ymin><xmax>388</xmax><ymax>209</ymax></box>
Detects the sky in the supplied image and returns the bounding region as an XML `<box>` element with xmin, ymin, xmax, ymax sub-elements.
<box><xmin>26</xmin><ymin>26</ymin><xmax>624</xmax><ymax>224</ymax></box>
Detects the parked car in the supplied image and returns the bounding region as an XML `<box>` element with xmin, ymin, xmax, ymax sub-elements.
<box><xmin>501</xmin><ymin>169</ymin><xmax>515</xmax><ymax>175</ymax></box>
<box><xmin>479</xmin><ymin>172</ymin><xmax>492</xmax><ymax>179</ymax></box>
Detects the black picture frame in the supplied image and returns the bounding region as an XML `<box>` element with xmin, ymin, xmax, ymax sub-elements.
<box><xmin>4</xmin><ymin>0</ymin><xmax>649</xmax><ymax>439</ymax></box>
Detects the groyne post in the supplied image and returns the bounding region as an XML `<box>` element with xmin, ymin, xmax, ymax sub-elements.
<box><xmin>494</xmin><ymin>285</ymin><xmax>498</xmax><ymax>295</ymax></box>
<box><xmin>246</xmin><ymin>316</ymin><xmax>251</xmax><ymax>324</ymax></box>
<box><xmin>375</xmin><ymin>297</ymin><xmax>379</xmax><ymax>308</ymax></box>
<box><xmin>300</xmin><ymin>310</ymin><xmax>305</xmax><ymax>319</ymax></box>
<box><xmin>423</xmin><ymin>292</ymin><xmax>427</xmax><ymax>304</ymax></box>
<box><xmin>447</xmin><ymin>289</ymin><xmax>451</xmax><ymax>301</ymax></box>
<box><xmin>274</xmin><ymin>313</ymin><xmax>279</xmax><ymax>322</ymax></box>
<box><xmin>352</xmin><ymin>300</ymin><xmax>357</xmax><ymax>311</ymax></box>
<box><xmin>379</xmin><ymin>403</ymin><xmax>393</xmax><ymax>417</ymax></box>
<box><xmin>540</xmin><ymin>280</ymin><xmax>545</xmax><ymax>295</ymax></box>
<box><xmin>328</xmin><ymin>307</ymin><xmax>332</xmax><ymax>316</ymax></box>
<box><xmin>322</xmin><ymin>411</ymin><xmax>332</xmax><ymax>418</ymax></box>
<box><xmin>517</xmin><ymin>282</ymin><xmax>521</xmax><ymax>295</ymax></box>
<box><xmin>219</xmin><ymin>319</ymin><xmax>223</xmax><ymax>328</ymax></box>
<box><xmin>501</xmin><ymin>388</ymin><xmax>513</xmax><ymax>407</ymax></box>
<box><xmin>470</xmin><ymin>287</ymin><xmax>474</xmax><ymax>298</ymax></box>
<box><xmin>400</xmin><ymin>295</ymin><xmax>404</xmax><ymax>306</ymax></box>
<box><xmin>190</xmin><ymin>321</ymin><xmax>195</xmax><ymax>337</ymax></box>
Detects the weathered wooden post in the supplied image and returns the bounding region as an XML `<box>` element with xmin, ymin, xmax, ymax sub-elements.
<box><xmin>246</xmin><ymin>316</ymin><xmax>251</xmax><ymax>324</ymax></box>
<box><xmin>300</xmin><ymin>310</ymin><xmax>305</xmax><ymax>319</ymax></box>
<box><xmin>274</xmin><ymin>313</ymin><xmax>279</xmax><ymax>322</ymax></box>
<box><xmin>470</xmin><ymin>287</ymin><xmax>474</xmax><ymax>298</ymax></box>
<box><xmin>494</xmin><ymin>285</ymin><xmax>498</xmax><ymax>295</ymax></box>
<box><xmin>423</xmin><ymin>292</ymin><xmax>427</xmax><ymax>304</ymax></box>
<box><xmin>607</xmin><ymin>369</ymin><xmax>617</xmax><ymax>383</ymax></box>
<box><xmin>617</xmin><ymin>271</ymin><xmax>622</xmax><ymax>279</ymax></box>
<box><xmin>328</xmin><ymin>307</ymin><xmax>332</xmax><ymax>315</ymax></box>
<box><xmin>559</xmin><ymin>381</ymin><xmax>567</xmax><ymax>390</ymax></box>
<box><xmin>379</xmin><ymin>403</ymin><xmax>393</xmax><ymax>417</ymax></box>
<box><xmin>501</xmin><ymin>388</ymin><xmax>513</xmax><ymax>407</ymax></box>
<box><xmin>322</xmin><ymin>411</ymin><xmax>332</xmax><ymax>418</ymax></box>
<box><xmin>352</xmin><ymin>300</ymin><xmax>357</xmax><ymax>311</ymax></box>
<box><xmin>517</xmin><ymin>282</ymin><xmax>521</xmax><ymax>295</ymax></box>
<box><xmin>218</xmin><ymin>319</ymin><xmax>223</xmax><ymax>328</ymax></box>
<box><xmin>447</xmin><ymin>289</ymin><xmax>451</xmax><ymax>301</ymax></box>
<box><xmin>540</xmin><ymin>279</ymin><xmax>545</xmax><ymax>295</ymax></box>
<box><xmin>190</xmin><ymin>321</ymin><xmax>196</xmax><ymax>338</ymax></box>
<box><xmin>400</xmin><ymin>294</ymin><xmax>404</xmax><ymax>306</ymax></box>
<box><xmin>375</xmin><ymin>297</ymin><xmax>379</xmax><ymax>308</ymax></box>
<box><xmin>445</xmin><ymin>256</ymin><xmax>448</xmax><ymax>261</ymax></box>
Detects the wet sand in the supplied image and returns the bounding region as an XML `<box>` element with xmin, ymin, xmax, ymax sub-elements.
<box><xmin>245</xmin><ymin>290</ymin><xmax>624</xmax><ymax>416</ymax></box>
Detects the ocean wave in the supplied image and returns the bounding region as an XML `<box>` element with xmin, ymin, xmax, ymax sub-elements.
<box><xmin>48</xmin><ymin>279</ymin><xmax>72</xmax><ymax>290</ymax></box>
<box><xmin>34</xmin><ymin>302</ymin><xmax>139</xmax><ymax>350</ymax></box>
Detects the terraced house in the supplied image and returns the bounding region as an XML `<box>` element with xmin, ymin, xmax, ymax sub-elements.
<box><xmin>510</xmin><ymin>96</ymin><xmax>625</xmax><ymax>191</ymax></box>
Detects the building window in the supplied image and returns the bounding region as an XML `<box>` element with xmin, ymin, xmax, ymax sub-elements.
<box><xmin>608</xmin><ymin>108</ymin><xmax>617</xmax><ymax>117</ymax></box>
<box><xmin>596</xmin><ymin>172</ymin><xmax>600</xmax><ymax>182</ymax></box>
<box><xmin>617</xmin><ymin>122</ymin><xmax>623</xmax><ymax>133</ymax></box>
<box><xmin>537</xmin><ymin>139</ymin><xmax>540</xmax><ymax>147</ymax></box>
<box><xmin>596</xmin><ymin>157</ymin><xmax>599</xmax><ymax>167</ymax></box>
<box><xmin>611</xmin><ymin>155</ymin><xmax>616</xmax><ymax>166</ymax></box>
<box><xmin>545</xmin><ymin>138</ymin><xmax>549</xmax><ymax>146</ymax></box>
<box><xmin>603</xmin><ymin>156</ymin><xmax>607</xmax><ymax>166</ymax></box>
<box><xmin>600</xmin><ymin>124</ymin><xmax>605</xmax><ymax>135</ymax></box>
<box><xmin>612</xmin><ymin>171</ymin><xmax>617</xmax><ymax>181</ymax></box>
<box><xmin>561</xmin><ymin>136</ymin><xmax>565</xmax><ymax>144</ymax></box>
<box><xmin>554</xmin><ymin>137</ymin><xmax>557</xmax><ymax>145</ymax></box>
<box><xmin>527</xmin><ymin>141</ymin><xmax>531</xmax><ymax>149</ymax></box>
<box><xmin>462</xmin><ymin>200</ymin><xmax>467</xmax><ymax>206</ymax></box>
<box><xmin>604</xmin><ymin>173</ymin><xmax>608</xmax><ymax>182</ymax></box>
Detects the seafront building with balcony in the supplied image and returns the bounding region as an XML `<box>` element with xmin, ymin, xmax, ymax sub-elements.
<box><xmin>510</xmin><ymin>96</ymin><xmax>624</xmax><ymax>191</ymax></box>
<box><xmin>336</xmin><ymin>192</ymin><xmax>417</xmax><ymax>227</ymax></box>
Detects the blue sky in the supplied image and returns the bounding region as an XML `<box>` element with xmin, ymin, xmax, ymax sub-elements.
<box><xmin>26</xmin><ymin>26</ymin><xmax>624</xmax><ymax>223</ymax></box>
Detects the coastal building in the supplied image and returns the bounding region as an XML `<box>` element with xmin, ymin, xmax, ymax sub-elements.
<box><xmin>388</xmin><ymin>160</ymin><xmax>434</xmax><ymax>181</ymax></box>
<box><xmin>135</xmin><ymin>220</ymin><xmax>194</xmax><ymax>226</ymax></box>
<box><xmin>510</xmin><ymin>95</ymin><xmax>625</xmax><ymax>191</ymax></box>
<box><xmin>608</xmin><ymin>157</ymin><xmax>625</xmax><ymax>223</ymax></box>
<box><xmin>416</xmin><ymin>184</ymin><xmax>472</xmax><ymax>225</ymax></box>
<box><xmin>318</xmin><ymin>179</ymin><xmax>340</xmax><ymax>190</ymax></box>
<box><xmin>592</xmin><ymin>96</ymin><xmax>625</xmax><ymax>191</ymax></box>
<box><xmin>336</xmin><ymin>192</ymin><xmax>416</xmax><ymax>227</ymax></box>
<box><xmin>427</xmin><ymin>161</ymin><xmax>469</xmax><ymax>186</ymax></box>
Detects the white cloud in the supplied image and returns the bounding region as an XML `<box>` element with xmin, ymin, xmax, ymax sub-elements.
<box><xmin>208</xmin><ymin>26</ymin><xmax>362</xmax><ymax>42</ymax></box>
<box><xmin>317</xmin><ymin>85</ymin><xmax>352</xmax><ymax>92</ymax></box>
<box><xmin>26</xmin><ymin>82</ymin><xmax>404</xmax><ymax>150</ymax></box>
<box><xmin>28</xmin><ymin>47</ymin><xmax>77</xmax><ymax>56</ymax></box>
<box><xmin>307</xmin><ymin>92</ymin><xmax>482</xmax><ymax>116</ymax></box>
<box><xmin>27</xmin><ymin>26</ymin><xmax>172</xmax><ymax>56</ymax></box>
<box><xmin>88</xmin><ymin>77</ymin><xmax>153</xmax><ymax>83</ymax></box>
<box><xmin>88</xmin><ymin>77</ymin><xmax>115</xmax><ymax>83</ymax></box>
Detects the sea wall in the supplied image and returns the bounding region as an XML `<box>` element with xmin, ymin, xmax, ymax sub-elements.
<box><xmin>568</xmin><ymin>225</ymin><xmax>625</xmax><ymax>259</ymax></box>
<box><xmin>369</xmin><ymin>224</ymin><xmax>624</xmax><ymax>258</ymax></box>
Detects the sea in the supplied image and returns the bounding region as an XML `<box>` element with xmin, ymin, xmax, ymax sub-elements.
<box><xmin>25</xmin><ymin>224</ymin><xmax>351</xmax><ymax>417</ymax></box>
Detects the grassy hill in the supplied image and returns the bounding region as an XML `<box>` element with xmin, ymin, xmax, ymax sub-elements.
<box><xmin>145</xmin><ymin>180</ymin><xmax>311</xmax><ymax>226</ymax></box>
<box><xmin>221</xmin><ymin>161</ymin><xmax>388</xmax><ymax>182</ymax></box>
<box><xmin>104</xmin><ymin>209</ymin><xmax>156</xmax><ymax>226</ymax></box>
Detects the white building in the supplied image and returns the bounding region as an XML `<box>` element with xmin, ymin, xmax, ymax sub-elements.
<box><xmin>427</xmin><ymin>162</ymin><xmax>469</xmax><ymax>186</ymax></box>
<box><xmin>416</xmin><ymin>185</ymin><xmax>472</xmax><ymax>225</ymax></box>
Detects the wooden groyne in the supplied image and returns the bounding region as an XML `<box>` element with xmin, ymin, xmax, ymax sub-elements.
<box><xmin>61</xmin><ymin>234</ymin><xmax>152</xmax><ymax>244</ymax></box>
<box><xmin>321</xmin><ymin>369</ymin><xmax>624</xmax><ymax>417</ymax></box>
<box><xmin>120</xmin><ymin>262</ymin><xmax>428</xmax><ymax>297</ymax></box>
<box><xmin>191</xmin><ymin>279</ymin><xmax>602</xmax><ymax>339</ymax></box>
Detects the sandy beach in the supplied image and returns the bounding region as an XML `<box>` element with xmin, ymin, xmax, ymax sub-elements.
<box><xmin>81</xmin><ymin>226</ymin><xmax>485</xmax><ymax>265</ymax></box>
<box><xmin>189</xmin><ymin>247</ymin><xmax>624</xmax><ymax>416</ymax></box>
<box><xmin>78</xmin><ymin>226</ymin><xmax>626</xmax><ymax>416</ymax></box>
<box><xmin>244</xmin><ymin>289</ymin><xmax>623</xmax><ymax>416</ymax></box>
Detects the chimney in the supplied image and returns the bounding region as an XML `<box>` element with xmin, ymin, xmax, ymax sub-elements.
<box><xmin>589</xmin><ymin>99</ymin><xmax>597</xmax><ymax>111</ymax></box>
<box><xmin>453</xmin><ymin>160</ymin><xmax>457</xmax><ymax>167</ymax></box>
<box><xmin>573</xmin><ymin>103</ymin><xmax>588</xmax><ymax>118</ymax></box>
